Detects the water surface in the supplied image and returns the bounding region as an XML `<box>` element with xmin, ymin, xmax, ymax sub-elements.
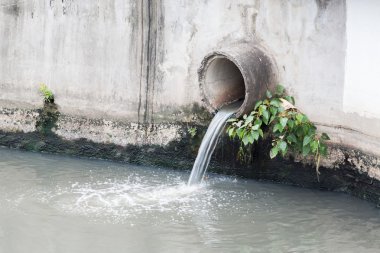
<box><xmin>0</xmin><ymin>148</ymin><xmax>379</xmax><ymax>253</ymax></box>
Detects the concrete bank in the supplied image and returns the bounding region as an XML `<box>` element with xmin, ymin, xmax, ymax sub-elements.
<box><xmin>1</xmin><ymin>104</ymin><xmax>380</xmax><ymax>206</ymax></box>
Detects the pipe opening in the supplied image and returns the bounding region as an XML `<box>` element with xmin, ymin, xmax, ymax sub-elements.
<box><xmin>203</xmin><ymin>57</ymin><xmax>245</xmax><ymax>110</ymax></box>
<box><xmin>199</xmin><ymin>45</ymin><xmax>276</xmax><ymax>117</ymax></box>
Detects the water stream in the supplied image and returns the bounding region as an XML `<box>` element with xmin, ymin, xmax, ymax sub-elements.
<box><xmin>188</xmin><ymin>103</ymin><xmax>240</xmax><ymax>185</ymax></box>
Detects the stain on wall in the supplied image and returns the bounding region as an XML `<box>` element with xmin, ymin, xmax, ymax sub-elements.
<box><xmin>0</xmin><ymin>0</ymin><xmax>380</xmax><ymax>157</ymax></box>
<box><xmin>136</xmin><ymin>0</ymin><xmax>165</xmax><ymax>124</ymax></box>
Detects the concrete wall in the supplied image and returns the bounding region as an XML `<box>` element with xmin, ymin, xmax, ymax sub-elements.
<box><xmin>1</xmin><ymin>0</ymin><xmax>380</xmax><ymax>157</ymax></box>
<box><xmin>344</xmin><ymin>0</ymin><xmax>380</xmax><ymax>120</ymax></box>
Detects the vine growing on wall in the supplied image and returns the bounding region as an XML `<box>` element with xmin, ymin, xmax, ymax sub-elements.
<box><xmin>226</xmin><ymin>85</ymin><xmax>330</xmax><ymax>180</ymax></box>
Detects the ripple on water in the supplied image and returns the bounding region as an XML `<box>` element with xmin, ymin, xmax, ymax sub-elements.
<box><xmin>33</xmin><ymin>175</ymin><xmax>253</xmax><ymax>224</ymax></box>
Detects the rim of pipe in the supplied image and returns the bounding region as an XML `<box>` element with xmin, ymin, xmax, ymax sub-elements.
<box><xmin>198</xmin><ymin>44</ymin><xmax>277</xmax><ymax>118</ymax></box>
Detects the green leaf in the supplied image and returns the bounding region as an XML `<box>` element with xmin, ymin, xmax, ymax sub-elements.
<box><xmin>296</xmin><ymin>126</ymin><xmax>304</xmax><ymax>137</ymax></box>
<box><xmin>303</xmin><ymin>135</ymin><xmax>312</xmax><ymax>146</ymax></box>
<box><xmin>302</xmin><ymin>145</ymin><xmax>311</xmax><ymax>156</ymax></box>
<box><xmin>270</xmin><ymin>146</ymin><xmax>279</xmax><ymax>159</ymax></box>
<box><xmin>287</xmin><ymin>119</ymin><xmax>295</xmax><ymax>129</ymax></box>
<box><xmin>242</xmin><ymin>135</ymin><xmax>250</xmax><ymax>146</ymax></box>
<box><xmin>310</xmin><ymin>140</ymin><xmax>318</xmax><ymax>153</ymax></box>
<box><xmin>259</xmin><ymin>105</ymin><xmax>267</xmax><ymax>115</ymax></box>
<box><xmin>296</xmin><ymin>113</ymin><xmax>304</xmax><ymax>124</ymax></box>
<box><xmin>284</xmin><ymin>95</ymin><xmax>295</xmax><ymax>105</ymax></box>
<box><xmin>270</xmin><ymin>99</ymin><xmax>281</xmax><ymax>108</ymax></box>
<box><xmin>236</xmin><ymin>128</ymin><xmax>244</xmax><ymax>139</ymax></box>
<box><xmin>252</xmin><ymin>124</ymin><xmax>260</xmax><ymax>130</ymax></box>
<box><xmin>275</xmin><ymin>85</ymin><xmax>285</xmax><ymax>96</ymax></box>
<box><xmin>266</xmin><ymin>90</ymin><xmax>272</xmax><ymax>98</ymax></box>
<box><xmin>278</xmin><ymin>141</ymin><xmax>287</xmax><ymax>152</ymax></box>
<box><xmin>307</xmin><ymin>126</ymin><xmax>316</xmax><ymax>136</ymax></box>
<box><xmin>228</xmin><ymin>128</ymin><xmax>234</xmax><ymax>137</ymax></box>
<box><xmin>245</xmin><ymin>115</ymin><xmax>254</xmax><ymax>123</ymax></box>
<box><xmin>269</xmin><ymin>115</ymin><xmax>276</xmax><ymax>124</ymax></box>
<box><xmin>303</xmin><ymin>125</ymin><xmax>310</xmax><ymax>135</ymax></box>
<box><xmin>254</xmin><ymin>101</ymin><xmax>262</xmax><ymax>110</ymax></box>
<box><xmin>286</xmin><ymin>133</ymin><xmax>297</xmax><ymax>144</ymax></box>
<box><xmin>280</xmin><ymin>117</ymin><xmax>288</xmax><ymax>128</ymax></box>
<box><xmin>227</xmin><ymin>118</ymin><xmax>237</xmax><ymax>122</ymax></box>
<box><xmin>248</xmin><ymin>134</ymin><xmax>255</xmax><ymax>144</ymax></box>
<box><xmin>252</xmin><ymin>131</ymin><xmax>259</xmax><ymax>141</ymax></box>
<box><xmin>273</xmin><ymin>123</ymin><xmax>284</xmax><ymax>133</ymax></box>
<box><xmin>269</xmin><ymin>106</ymin><xmax>278</xmax><ymax>117</ymax></box>
<box><xmin>39</xmin><ymin>84</ymin><xmax>54</xmax><ymax>103</ymax></box>
<box><xmin>273</xmin><ymin>124</ymin><xmax>280</xmax><ymax>133</ymax></box>
<box><xmin>321</xmin><ymin>133</ymin><xmax>330</xmax><ymax>141</ymax></box>
<box><xmin>278</xmin><ymin>123</ymin><xmax>285</xmax><ymax>133</ymax></box>
<box><xmin>320</xmin><ymin>144</ymin><xmax>328</xmax><ymax>156</ymax></box>
<box><xmin>254</xmin><ymin>119</ymin><xmax>262</xmax><ymax>127</ymax></box>
<box><xmin>262</xmin><ymin>110</ymin><xmax>269</xmax><ymax>125</ymax></box>
<box><xmin>235</xmin><ymin>121</ymin><xmax>242</xmax><ymax>128</ymax></box>
<box><xmin>258</xmin><ymin>129</ymin><xmax>264</xmax><ymax>138</ymax></box>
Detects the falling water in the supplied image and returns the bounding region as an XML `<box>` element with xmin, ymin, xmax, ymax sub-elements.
<box><xmin>188</xmin><ymin>103</ymin><xmax>240</xmax><ymax>185</ymax></box>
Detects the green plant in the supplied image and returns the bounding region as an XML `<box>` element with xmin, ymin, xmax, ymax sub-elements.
<box><xmin>188</xmin><ymin>126</ymin><xmax>197</xmax><ymax>138</ymax></box>
<box><xmin>38</xmin><ymin>83</ymin><xmax>54</xmax><ymax>103</ymax></box>
<box><xmin>226</xmin><ymin>85</ymin><xmax>330</xmax><ymax>180</ymax></box>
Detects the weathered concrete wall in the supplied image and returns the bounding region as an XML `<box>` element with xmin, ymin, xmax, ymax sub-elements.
<box><xmin>1</xmin><ymin>0</ymin><xmax>380</xmax><ymax>153</ymax></box>
<box><xmin>1</xmin><ymin>0</ymin><xmax>380</xmax><ymax>203</ymax></box>
<box><xmin>344</xmin><ymin>0</ymin><xmax>380</xmax><ymax>119</ymax></box>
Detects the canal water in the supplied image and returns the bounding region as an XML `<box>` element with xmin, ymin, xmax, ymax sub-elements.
<box><xmin>0</xmin><ymin>148</ymin><xmax>379</xmax><ymax>253</ymax></box>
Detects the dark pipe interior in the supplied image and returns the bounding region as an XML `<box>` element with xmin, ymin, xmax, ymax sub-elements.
<box><xmin>203</xmin><ymin>57</ymin><xmax>245</xmax><ymax>110</ymax></box>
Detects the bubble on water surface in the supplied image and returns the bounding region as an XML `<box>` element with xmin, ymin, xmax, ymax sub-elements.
<box><xmin>34</xmin><ymin>175</ymin><xmax>253</xmax><ymax>224</ymax></box>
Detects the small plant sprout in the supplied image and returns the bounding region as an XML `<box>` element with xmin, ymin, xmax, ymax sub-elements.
<box><xmin>188</xmin><ymin>126</ymin><xmax>197</xmax><ymax>138</ymax></box>
<box><xmin>226</xmin><ymin>84</ymin><xmax>330</xmax><ymax>181</ymax></box>
<box><xmin>38</xmin><ymin>83</ymin><xmax>54</xmax><ymax>103</ymax></box>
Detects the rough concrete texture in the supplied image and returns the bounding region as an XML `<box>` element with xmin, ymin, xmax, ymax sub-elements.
<box><xmin>0</xmin><ymin>107</ymin><xmax>38</xmax><ymax>133</ymax></box>
<box><xmin>55</xmin><ymin>115</ymin><xmax>181</xmax><ymax>146</ymax></box>
<box><xmin>1</xmin><ymin>0</ymin><xmax>380</xmax><ymax>203</ymax></box>
<box><xmin>0</xmin><ymin>105</ymin><xmax>208</xmax><ymax>147</ymax></box>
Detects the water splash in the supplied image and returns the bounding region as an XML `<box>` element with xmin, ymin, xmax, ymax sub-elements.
<box><xmin>33</xmin><ymin>175</ymin><xmax>248</xmax><ymax>224</ymax></box>
<box><xmin>188</xmin><ymin>103</ymin><xmax>240</xmax><ymax>185</ymax></box>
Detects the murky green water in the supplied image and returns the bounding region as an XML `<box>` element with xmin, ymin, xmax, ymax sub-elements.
<box><xmin>0</xmin><ymin>148</ymin><xmax>379</xmax><ymax>253</ymax></box>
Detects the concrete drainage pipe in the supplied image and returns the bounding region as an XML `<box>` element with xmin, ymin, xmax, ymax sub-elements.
<box><xmin>198</xmin><ymin>43</ymin><xmax>277</xmax><ymax>117</ymax></box>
